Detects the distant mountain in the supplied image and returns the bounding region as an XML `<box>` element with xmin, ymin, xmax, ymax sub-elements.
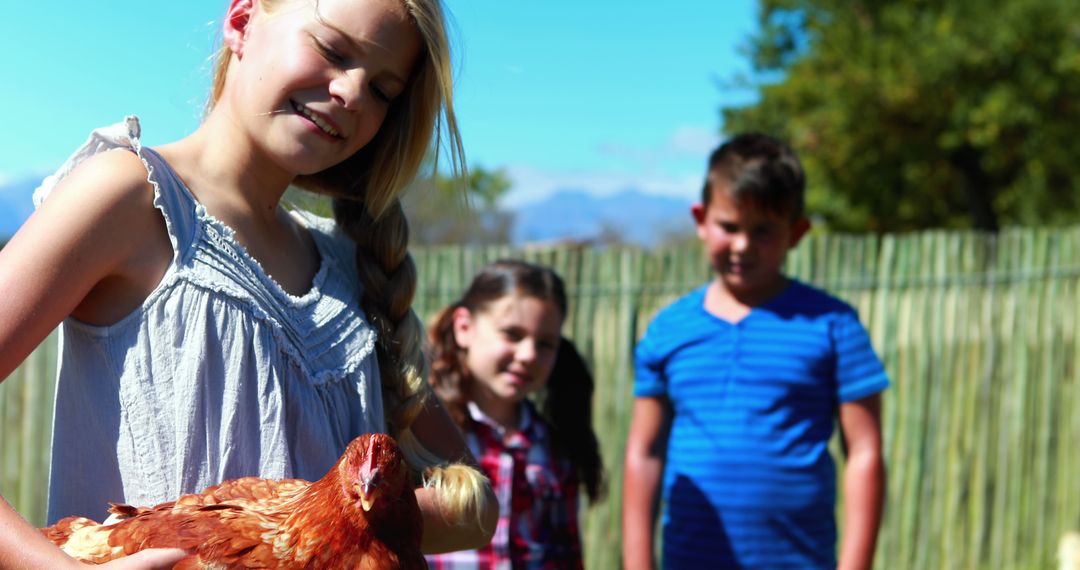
<box><xmin>511</xmin><ymin>188</ymin><xmax>693</xmax><ymax>246</ymax></box>
<box><xmin>0</xmin><ymin>176</ymin><xmax>41</xmax><ymax>240</ymax></box>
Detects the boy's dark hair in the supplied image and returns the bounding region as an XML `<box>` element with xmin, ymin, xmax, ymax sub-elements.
<box><xmin>702</xmin><ymin>133</ymin><xmax>806</xmax><ymax>219</ymax></box>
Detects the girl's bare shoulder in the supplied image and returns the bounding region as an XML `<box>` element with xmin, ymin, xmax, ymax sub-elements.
<box><xmin>29</xmin><ymin>148</ymin><xmax>172</xmax><ymax>324</ymax></box>
<box><xmin>37</xmin><ymin>147</ymin><xmax>170</xmax><ymax>256</ymax></box>
<box><xmin>48</xmin><ymin>148</ymin><xmax>157</xmax><ymax>214</ymax></box>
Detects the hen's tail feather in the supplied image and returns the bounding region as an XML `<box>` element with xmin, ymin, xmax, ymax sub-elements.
<box><xmin>42</xmin><ymin>517</ymin><xmax>126</xmax><ymax>563</ymax></box>
<box><xmin>40</xmin><ymin>516</ymin><xmax>96</xmax><ymax>546</ymax></box>
<box><xmin>396</xmin><ymin>427</ymin><xmax>491</xmax><ymax>535</ymax></box>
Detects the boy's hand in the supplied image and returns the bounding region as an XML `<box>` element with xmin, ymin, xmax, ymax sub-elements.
<box><xmin>837</xmin><ymin>394</ymin><xmax>885</xmax><ymax>570</ymax></box>
<box><xmin>622</xmin><ymin>397</ymin><xmax>673</xmax><ymax>570</ymax></box>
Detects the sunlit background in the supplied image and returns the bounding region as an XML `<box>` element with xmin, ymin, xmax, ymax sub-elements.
<box><xmin>0</xmin><ymin>0</ymin><xmax>757</xmax><ymax>243</ymax></box>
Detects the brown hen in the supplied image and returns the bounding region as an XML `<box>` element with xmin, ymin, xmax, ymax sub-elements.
<box><xmin>41</xmin><ymin>433</ymin><xmax>425</xmax><ymax>569</ymax></box>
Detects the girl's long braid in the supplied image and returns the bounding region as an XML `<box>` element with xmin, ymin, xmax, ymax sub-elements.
<box><xmin>334</xmin><ymin>197</ymin><xmax>422</xmax><ymax>435</ymax></box>
<box><xmin>334</xmin><ymin>196</ymin><xmax>488</xmax><ymax>527</ymax></box>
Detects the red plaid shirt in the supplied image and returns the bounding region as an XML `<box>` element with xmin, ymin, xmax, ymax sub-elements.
<box><xmin>426</xmin><ymin>401</ymin><xmax>583</xmax><ymax>570</ymax></box>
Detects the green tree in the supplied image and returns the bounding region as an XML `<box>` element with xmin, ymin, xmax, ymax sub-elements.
<box><xmin>284</xmin><ymin>164</ymin><xmax>514</xmax><ymax>245</ymax></box>
<box><xmin>403</xmin><ymin>165</ymin><xmax>514</xmax><ymax>245</ymax></box>
<box><xmin>722</xmin><ymin>0</ymin><xmax>1080</xmax><ymax>231</ymax></box>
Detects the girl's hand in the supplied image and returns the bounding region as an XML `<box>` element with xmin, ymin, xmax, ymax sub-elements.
<box><xmin>409</xmin><ymin>399</ymin><xmax>498</xmax><ymax>553</ymax></box>
<box><xmin>93</xmin><ymin>549</ymin><xmax>189</xmax><ymax>569</ymax></box>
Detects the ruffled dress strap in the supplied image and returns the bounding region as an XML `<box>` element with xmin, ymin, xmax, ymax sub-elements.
<box><xmin>32</xmin><ymin>115</ymin><xmax>199</xmax><ymax>266</ymax></box>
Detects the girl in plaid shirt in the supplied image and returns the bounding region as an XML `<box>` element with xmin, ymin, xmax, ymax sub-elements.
<box><xmin>425</xmin><ymin>260</ymin><xmax>605</xmax><ymax>569</ymax></box>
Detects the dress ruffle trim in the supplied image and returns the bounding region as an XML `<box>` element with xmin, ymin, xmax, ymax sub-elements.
<box><xmin>33</xmin><ymin>115</ymin><xmax>183</xmax><ymax>263</ymax></box>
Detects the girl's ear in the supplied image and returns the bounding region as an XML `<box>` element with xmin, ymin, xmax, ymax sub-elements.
<box><xmin>451</xmin><ymin>307</ymin><xmax>475</xmax><ymax>350</ymax></box>
<box><xmin>223</xmin><ymin>0</ymin><xmax>257</xmax><ymax>58</ymax></box>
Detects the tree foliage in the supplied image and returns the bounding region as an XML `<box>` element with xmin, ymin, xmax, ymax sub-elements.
<box><xmin>403</xmin><ymin>165</ymin><xmax>514</xmax><ymax>245</ymax></box>
<box><xmin>722</xmin><ymin>0</ymin><xmax>1080</xmax><ymax>231</ymax></box>
<box><xmin>284</xmin><ymin>165</ymin><xmax>514</xmax><ymax>245</ymax></box>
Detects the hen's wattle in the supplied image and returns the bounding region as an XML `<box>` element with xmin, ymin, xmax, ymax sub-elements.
<box><xmin>41</xmin><ymin>433</ymin><xmax>425</xmax><ymax>569</ymax></box>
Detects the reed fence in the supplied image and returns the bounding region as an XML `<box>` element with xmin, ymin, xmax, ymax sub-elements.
<box><xmin>2</xmin><ymin>226</ymin><xmax>1079</xmax><ymax>569</ymax></box>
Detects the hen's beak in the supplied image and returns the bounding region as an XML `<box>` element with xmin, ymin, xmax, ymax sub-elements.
<box><xmin>354</xmin><ymin>467</ymin><xmax>381</xmax><ymax>512</ymax></box>
<box><xmin>355</xmin><ymin>483</ymin><xmax>374</xmax><ymax>511</ymax></box>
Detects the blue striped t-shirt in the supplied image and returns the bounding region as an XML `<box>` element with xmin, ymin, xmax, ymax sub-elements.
<box><xmin>634</xmin><ymin>280</ymin><xmax>889</xmax><ymax>569</ymax></box>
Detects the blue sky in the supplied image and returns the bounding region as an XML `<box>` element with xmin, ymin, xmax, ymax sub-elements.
<box><xmin>0</xmin><ymin>0</ymin><xmax>757</xmax><ymax>209</ymax></box>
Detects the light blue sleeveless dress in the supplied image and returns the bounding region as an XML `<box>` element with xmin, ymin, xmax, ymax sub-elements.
<box><xmin>35</xmin><ymin>117</ymin><xmax>385</xmax><ymax>523</ymax></box>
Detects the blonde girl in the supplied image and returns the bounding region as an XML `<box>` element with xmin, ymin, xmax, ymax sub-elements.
<box><xmin>0</xmin><ymin>0</ymin><xmax>495</xmax><ymax>567</ymax></box>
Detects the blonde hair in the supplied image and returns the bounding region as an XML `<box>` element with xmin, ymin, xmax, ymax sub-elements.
<box><xmin>208</xmin><ymin>0</ymin><xmax>484</xmax><ymax>527</ymax></box>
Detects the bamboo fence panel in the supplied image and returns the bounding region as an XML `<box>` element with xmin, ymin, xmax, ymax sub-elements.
<box><xmin>2</xmin><ymin>226</ymin><xmax>1079</xmax><ymax>569</ymax></box>
<box><xmin>0</xmin><ymin>330</ymin><xmax>57</xmax><ymax>527</ymax></box>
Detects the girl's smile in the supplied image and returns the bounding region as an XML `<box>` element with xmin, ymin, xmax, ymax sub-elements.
<box><xmin>291</xmin><ymin>101</ymin><xmax>344</xmax><ymax>139</ymax></box>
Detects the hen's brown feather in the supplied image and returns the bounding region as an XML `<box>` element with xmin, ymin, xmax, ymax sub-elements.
<box><xmin>42</xmin><ymin>434</ymin><xmax>425</xmax><ymax>569</ymax></box>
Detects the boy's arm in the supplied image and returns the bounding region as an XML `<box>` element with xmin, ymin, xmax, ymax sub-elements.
<box><xmin>622</xmin><ymin>397</ymin><xmax>672</xmax><ymax>570</ymax></box>
<box><xmin>837</xmin><ymin>393</ymin><xmax>886</xmax><ymax>570</ymax></box>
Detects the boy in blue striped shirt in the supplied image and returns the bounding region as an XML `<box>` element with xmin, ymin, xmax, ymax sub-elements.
<box><xmin>622</xmin><ymin>133</ymin><xmax>889</xmax><ymax>570</ymax></box>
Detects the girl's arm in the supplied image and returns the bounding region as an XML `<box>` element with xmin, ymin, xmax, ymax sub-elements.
<box><xmin>0</xmin><ymin>496</ymin><xmax>186</xmax><ymax>570</ymax></box>
<box><xmin>622</xmin><ymin>396</ymin><xmax>672</xmax><ymax>570</ymax></box>
<box><xmin>0</xmin><ymin>150</ymin><xmax>175</xmax><ymax>569</ymax></box>
<box><xmin>837</xmin><ymin>393</ymin><xmax>886</xmax><ymax>570</ymax></box>
<box><xmin>407</xmin><ymin>396</ymin><xmax>498</xmax><ymax>553</ymax></box>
